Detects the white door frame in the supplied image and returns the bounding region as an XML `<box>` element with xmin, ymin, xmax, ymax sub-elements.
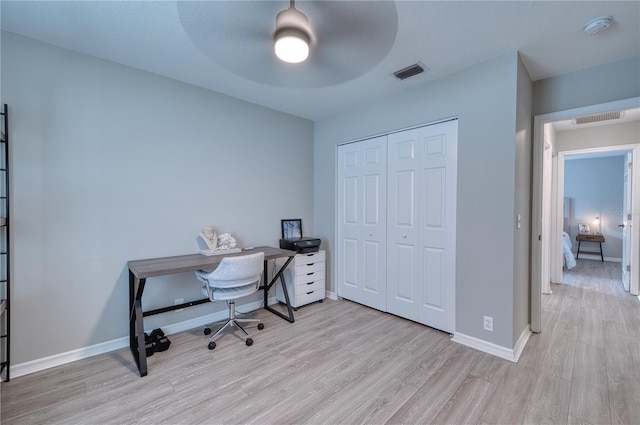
<box><xmin>622</xmin><ymin>151</ymin><xmax>633</xmax><ymax>291</ymax></box>
<box><xmin>531</xmin><ymin>97</ymin><xmax>640</xmax><ymax>332</ymax></box>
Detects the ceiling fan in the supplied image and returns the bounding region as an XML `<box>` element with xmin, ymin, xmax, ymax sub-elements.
<box><xmin>177</xmin><ymin>1</ymin><xmax>398</xmax><ymax>88</ymax></box>
<box><xmin>273</xmin><ymin>0</ymin><xmax>313</xmax><ymax>64</ymax></box>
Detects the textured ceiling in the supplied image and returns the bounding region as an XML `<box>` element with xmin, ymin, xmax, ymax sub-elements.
<box><xmin>1</xmin><ymin>1</ymin><xmax>639</xmax><ymax>121</ymax></box>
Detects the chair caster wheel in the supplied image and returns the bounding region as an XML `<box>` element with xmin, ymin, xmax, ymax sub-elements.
<box><xmin>257</xmin><ymin>323</ymin><xmax>264</xmax><ymax>330</ymax></box>
<box><xmin>246</xmin><ymin>338</ymin><xmax>253</xmax><ymax>346</ymax></box>
<box><xmin>204</xmin><ymin>327</ymin><xmax>211</xmax><ymax>335</ymax></box>
<box><xmin>208</xmin><ymin>341</ymin><xmax>216</xmax><ymax>350</ymax></box>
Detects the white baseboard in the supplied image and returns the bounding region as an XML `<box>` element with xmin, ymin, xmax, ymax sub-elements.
<box><xmin>11</xmin><ymin>297</ymin><xmax>277</xmax><ymax>379</ymax></box>
<box><xmin>11</xmin><ymin>336</ymin><xmax>131</xmax><ymax>379</ymax></box>
<box><xmin>451</xmin><ymin>326</ymin><xmax>532</xmax><ymax>363</ymax></box>
<box><xmin>325</xmin><ymin>290</ymin><xmax>338</xmax><ymax>300</ymax></box>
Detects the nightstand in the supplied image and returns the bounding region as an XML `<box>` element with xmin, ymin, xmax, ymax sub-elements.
<box><xmin>576</xmin><ymin>234</ymin><xmax>605</xmax><ymax>262</ymax></box>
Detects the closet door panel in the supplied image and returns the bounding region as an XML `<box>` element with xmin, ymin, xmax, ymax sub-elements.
<box><xmin>422</xmin><ymin>247</ymin><xmax>444</xmax><ymax>308</ymax></box>
<box><xmin>341</xmin><ymin>238</ymin><xmax>359</xmax><ymax>290</ymax></box>
<box><xmin>417</xmin><ymin>121</ymin><xmax>457</xmax><ymax>332</ymax></box>
<box><xmin>343</xmin><ymin>176</ymin><xmax>358</xmax><ymax>225</ymax></box>
<box><xmin>395</xmin><ymin>170</ymin><xmax>415</xmax><ymax>226</ymax></box>
<box><xmin>363</xmin><ymin>240</ymin><xmax>382</xmax><ymax>294</ymax></box>
<box><xmin>387</xmin><ymin>129</ymin><xmax>420</xmax><ymax>320</ymax></box>
<box><xmin>388</xmin><ymin>243</ymin><xmax>417</xmax><ymax>319</ymax></box>
<box><xmin>423</xmin><ymin>168</ymin><xmax>445</xmax><ymax>230</ymax></box>
<box><xmin>337</xmin><ymin>136</ymin><xmax>387</xmax><ymax>311</ymax></box>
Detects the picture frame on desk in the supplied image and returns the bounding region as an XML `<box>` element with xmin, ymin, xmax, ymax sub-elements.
<box><xmin>281</xmin><ymin>219</ymin><xmax>302</xmax><ymax>239</ymax></box>
<box><xmin>578</xmin><ymin>223</ymin><xmax>591</xmax><ymax>234</ymax></box>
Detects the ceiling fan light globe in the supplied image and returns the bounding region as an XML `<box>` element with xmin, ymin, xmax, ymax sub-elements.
<box><xmin>275</xmin><ymin>33</ymin><xmax>309</xmax><ymax>63</ymax></box>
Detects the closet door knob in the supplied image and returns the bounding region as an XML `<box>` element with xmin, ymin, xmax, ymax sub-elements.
<box><xmin>403</xmin><ymin>234</ymin><xmax>407</xmax><ymax>238</ymax></box>
<box><xmin>369</xmin><ymin>232</ymin><xmax>373</xmax><ymax>236</ymax></box>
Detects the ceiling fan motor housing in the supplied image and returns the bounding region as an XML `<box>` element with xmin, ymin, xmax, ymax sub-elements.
<box><xmin>275</xmin><ymin>6</ymin><xmax>311</xmax><ymax>44</ymax></box>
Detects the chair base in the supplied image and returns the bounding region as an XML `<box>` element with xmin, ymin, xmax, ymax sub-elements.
<box><xmin>204</xmin><ymin>300</ymin><xmax>263</xmax><ymax>349</ymax></box>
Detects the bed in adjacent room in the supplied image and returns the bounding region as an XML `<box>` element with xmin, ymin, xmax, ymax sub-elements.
<box><xmin>562</xmin><ymin>231</ymin><xmax>576</xmax><ymax>270</ymax></box>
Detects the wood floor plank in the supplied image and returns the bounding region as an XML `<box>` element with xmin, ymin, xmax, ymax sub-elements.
<box><xmin>477</xmin><ymin>363</ymin><xmax>538</xmax><ymax>425</ymax></box>
<box><xmin>603</xmin><ymin>331</ymin><xmax>640</xmax><ymax>425</ymax></box>
<box><xmin>469</xmin><ymin>352</ymin><xmax>510</xmax><ymax>385</ymax></box>
<box><xmin>567</xmin><ymin>414</ymin><xmax>596</xmax><ymax>425</ymax></box>
<box><xmin>569</xmin><ymin>344</ymin><xmax>611</xmax><ymax>425</ymax></box>
<box><xmin>286</xmin><ymin>351</ymin><xmax>419</xmax><ymax>425</ymax></box>
<box><xmin>430</xmin><ymin>375</ymin><xmax>496</xmax><ymax>425</ymax></box>
<box><xmin>386</xmin><ymin>346</ymin><xmax>479</xmax><ymax>424</ymax></box>
<box><xmin>577</xmin><ymin>305</ymin><xmax>604</xmax><ymax>348</ymax></box>
<box><xmin>523</xmin><ymin>371</ymin><xmax>571</xmax><ymax>425</ymax></box>
<box><xmin>606</xmin><ymin>365</ymin><xmax>640</xmax><ymax>425</ymax></box>
<box><xmin>540</xmin><ymin>315</ymin><xmax>578</xmax><ymax>380</ymax></box>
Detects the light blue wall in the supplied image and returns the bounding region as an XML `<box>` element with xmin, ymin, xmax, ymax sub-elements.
<box><xmin>533</xmin><ymin>57</ymin><xmax>640</xmax><ymax>115</ymax></box>
<box><xmin>564</xmin><ymin>156</ymin><xmax>625</xmax><ymax>259</ymax></box>
<box><xmin>1</xmin><ymin>32</ymin><xmax>315</xmax><ymax>364</ymax></box>
<box><xmin>315</xmin><ymin>53</ymin><xmax>521</xmax><ymax>349</ymax></box>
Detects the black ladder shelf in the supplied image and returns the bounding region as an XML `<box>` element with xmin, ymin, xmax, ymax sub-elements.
<box><xmin>1</xmin><ymin>103</ymin><xmax>10</xmax><ymax>382</ymax></box>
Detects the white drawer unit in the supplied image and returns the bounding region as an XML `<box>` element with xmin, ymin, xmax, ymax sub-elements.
<box><xmin>276</xmin><ymin>250</ymin><xmax>325</xmax><ymax>308</ymax></box>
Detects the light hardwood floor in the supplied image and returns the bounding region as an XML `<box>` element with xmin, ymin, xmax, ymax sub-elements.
<box><xmin>1</xmin><ymin>259</ymin><xmax>639</xmax><ymax>424</ymax></box>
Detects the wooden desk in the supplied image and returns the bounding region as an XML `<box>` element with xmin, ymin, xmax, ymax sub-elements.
<box><xmin>128</xmin><ymin>246</ymin><xmax>296</xmax><ymax>377</ymax></box>
<box><xmin>576</xmin><ymin>234</ymin><xmax>605</xmax><ymax>262</ymax></box>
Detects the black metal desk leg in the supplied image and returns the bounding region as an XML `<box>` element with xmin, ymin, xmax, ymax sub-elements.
<box><xmin>599</xmin><ymin>242</ymin><xmax>604</xmax><ymax>262</ymax></box>
<box><xmin>263</xmin><ymin>256</ymin><xmax>295</xmax><ymax>323</ymax></box>
<box><xmin>278</xmin><ymin>272</ymin><xmax>294</xmax><ymax>321</ymax></box>
<box><xmin>263</xmin><ymin>260</ymin><xmax>269</xmax><ymax>309</ymax></box>
<box><xmin>129</xmin><ymin>271</ymin><xmax>148</xmax><ymax>377</ymax></box>
<box><xmin>129</xmin><ymin>270</ymin><xmax>136</xmax><ymax>352</ymax></box>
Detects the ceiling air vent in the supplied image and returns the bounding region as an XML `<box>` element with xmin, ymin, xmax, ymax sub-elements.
<box><xmin>393</xmin><ymin>63</ymin><xmax>426</xmax><ymax>80</ymax></box>
<box><xmin>575</xmin><ymin>111</ymin><xmax>622</xmax><ymax>125</ymax></box>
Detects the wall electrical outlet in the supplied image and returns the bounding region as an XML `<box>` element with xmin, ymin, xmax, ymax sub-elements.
<box><xmin>483</xmin><ymin>315</ymin><xmax>494</xmax><ymax>331</ymax></box>
<box><xmin>175</xmin><ymin>298</ymin><xmax>184</xmax><ymax>313</ymax></box>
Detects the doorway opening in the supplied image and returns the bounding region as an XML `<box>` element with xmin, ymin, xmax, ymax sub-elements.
<box><xmin>531</xmin><ymin>97</ymin><xmax>640</xmax><ymax>333</ymax></box>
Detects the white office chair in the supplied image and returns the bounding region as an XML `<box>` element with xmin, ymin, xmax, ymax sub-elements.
<box><xmin>195</xmin><ymin>252</ymin><xmax>265</xmax><ymax>350</ymax></box>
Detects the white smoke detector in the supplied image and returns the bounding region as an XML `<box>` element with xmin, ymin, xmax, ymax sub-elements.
<box><xmin>583</xmin><ymin>16</ymin><xmax>613</xmax><ymax>35</ymax></box>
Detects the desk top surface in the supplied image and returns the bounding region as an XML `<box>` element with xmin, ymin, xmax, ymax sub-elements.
<box><xmin>576</xmin><ymin>234</ymin><xmax>605</xmax><ymax>242</ymax></box>
<box><xmin>128</xmin><ymin>246</ymin><xmax>295</xmax><ymax>279</ymax></box>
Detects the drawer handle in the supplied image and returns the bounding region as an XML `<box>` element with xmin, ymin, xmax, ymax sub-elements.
<box><xmin>306</xmin><ymin>291</ymin><xmax>314</xmax><ymax>295</ymax></box>
<box><xmin>306</xmin><ymin>281</ymin><xmax>314</xmax><ymax>285</ymax></box>
<box><xmin>305</xmin><ymin>263</ymin><xmax>315</xmax><ymax>266</ymax></box>
<box><xmin>307</xmin><ymin>272</ymin><xmax>315</xmax><ymax>276</ymax></box>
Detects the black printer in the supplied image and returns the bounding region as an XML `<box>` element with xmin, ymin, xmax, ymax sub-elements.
<box><xmin>279</xmin><ymin>237</ymin><xmax>321</xmax><ymax>253</ymax></box>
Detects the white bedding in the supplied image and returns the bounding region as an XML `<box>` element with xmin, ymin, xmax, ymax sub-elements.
<box><xmin>562</xmin><ymin>231</ymin><xmax>576</xmax><ymax>270</ymax></box>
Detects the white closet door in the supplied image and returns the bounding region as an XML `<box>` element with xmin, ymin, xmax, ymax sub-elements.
<box><xmin>337</xmin><ymin>136</ymin><xmax>387</xmax><ymax>311</ymax></box>
<box><xmin>387</xmin><ymin>128</ymin><xmax>420</xmax><ymax>321</ymax></box>
<box><xmin>416</xmin><ymin>120</ymin><xmax>457</xmax><ymax>332</ymax></box>
<box><xmin>387</xmin><ymin>120</ymin><xmax>457</xmax><ymax>332</ymax></box>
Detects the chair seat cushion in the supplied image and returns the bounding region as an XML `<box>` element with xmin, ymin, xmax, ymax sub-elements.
<box><xmin>202</xmin><ymin>283</ymin><xmax>259</xmax><ymax>301</ymax></box>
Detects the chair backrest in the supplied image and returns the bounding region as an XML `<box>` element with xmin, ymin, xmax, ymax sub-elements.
<box><xmin>207</xmin><ymin>252</ymin><xmax>265</xmax><ymax>289</ymax></box>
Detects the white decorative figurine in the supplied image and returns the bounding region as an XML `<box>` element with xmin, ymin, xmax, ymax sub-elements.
<box><xmin>198</xmin><ymin>227</ymin><xmax>218</xmax><ymax>250</ymax></box>
<box><xmin>216</xmin><ymin>233</ymin><xmax>237</xmax><ymax>250</ymax></box>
